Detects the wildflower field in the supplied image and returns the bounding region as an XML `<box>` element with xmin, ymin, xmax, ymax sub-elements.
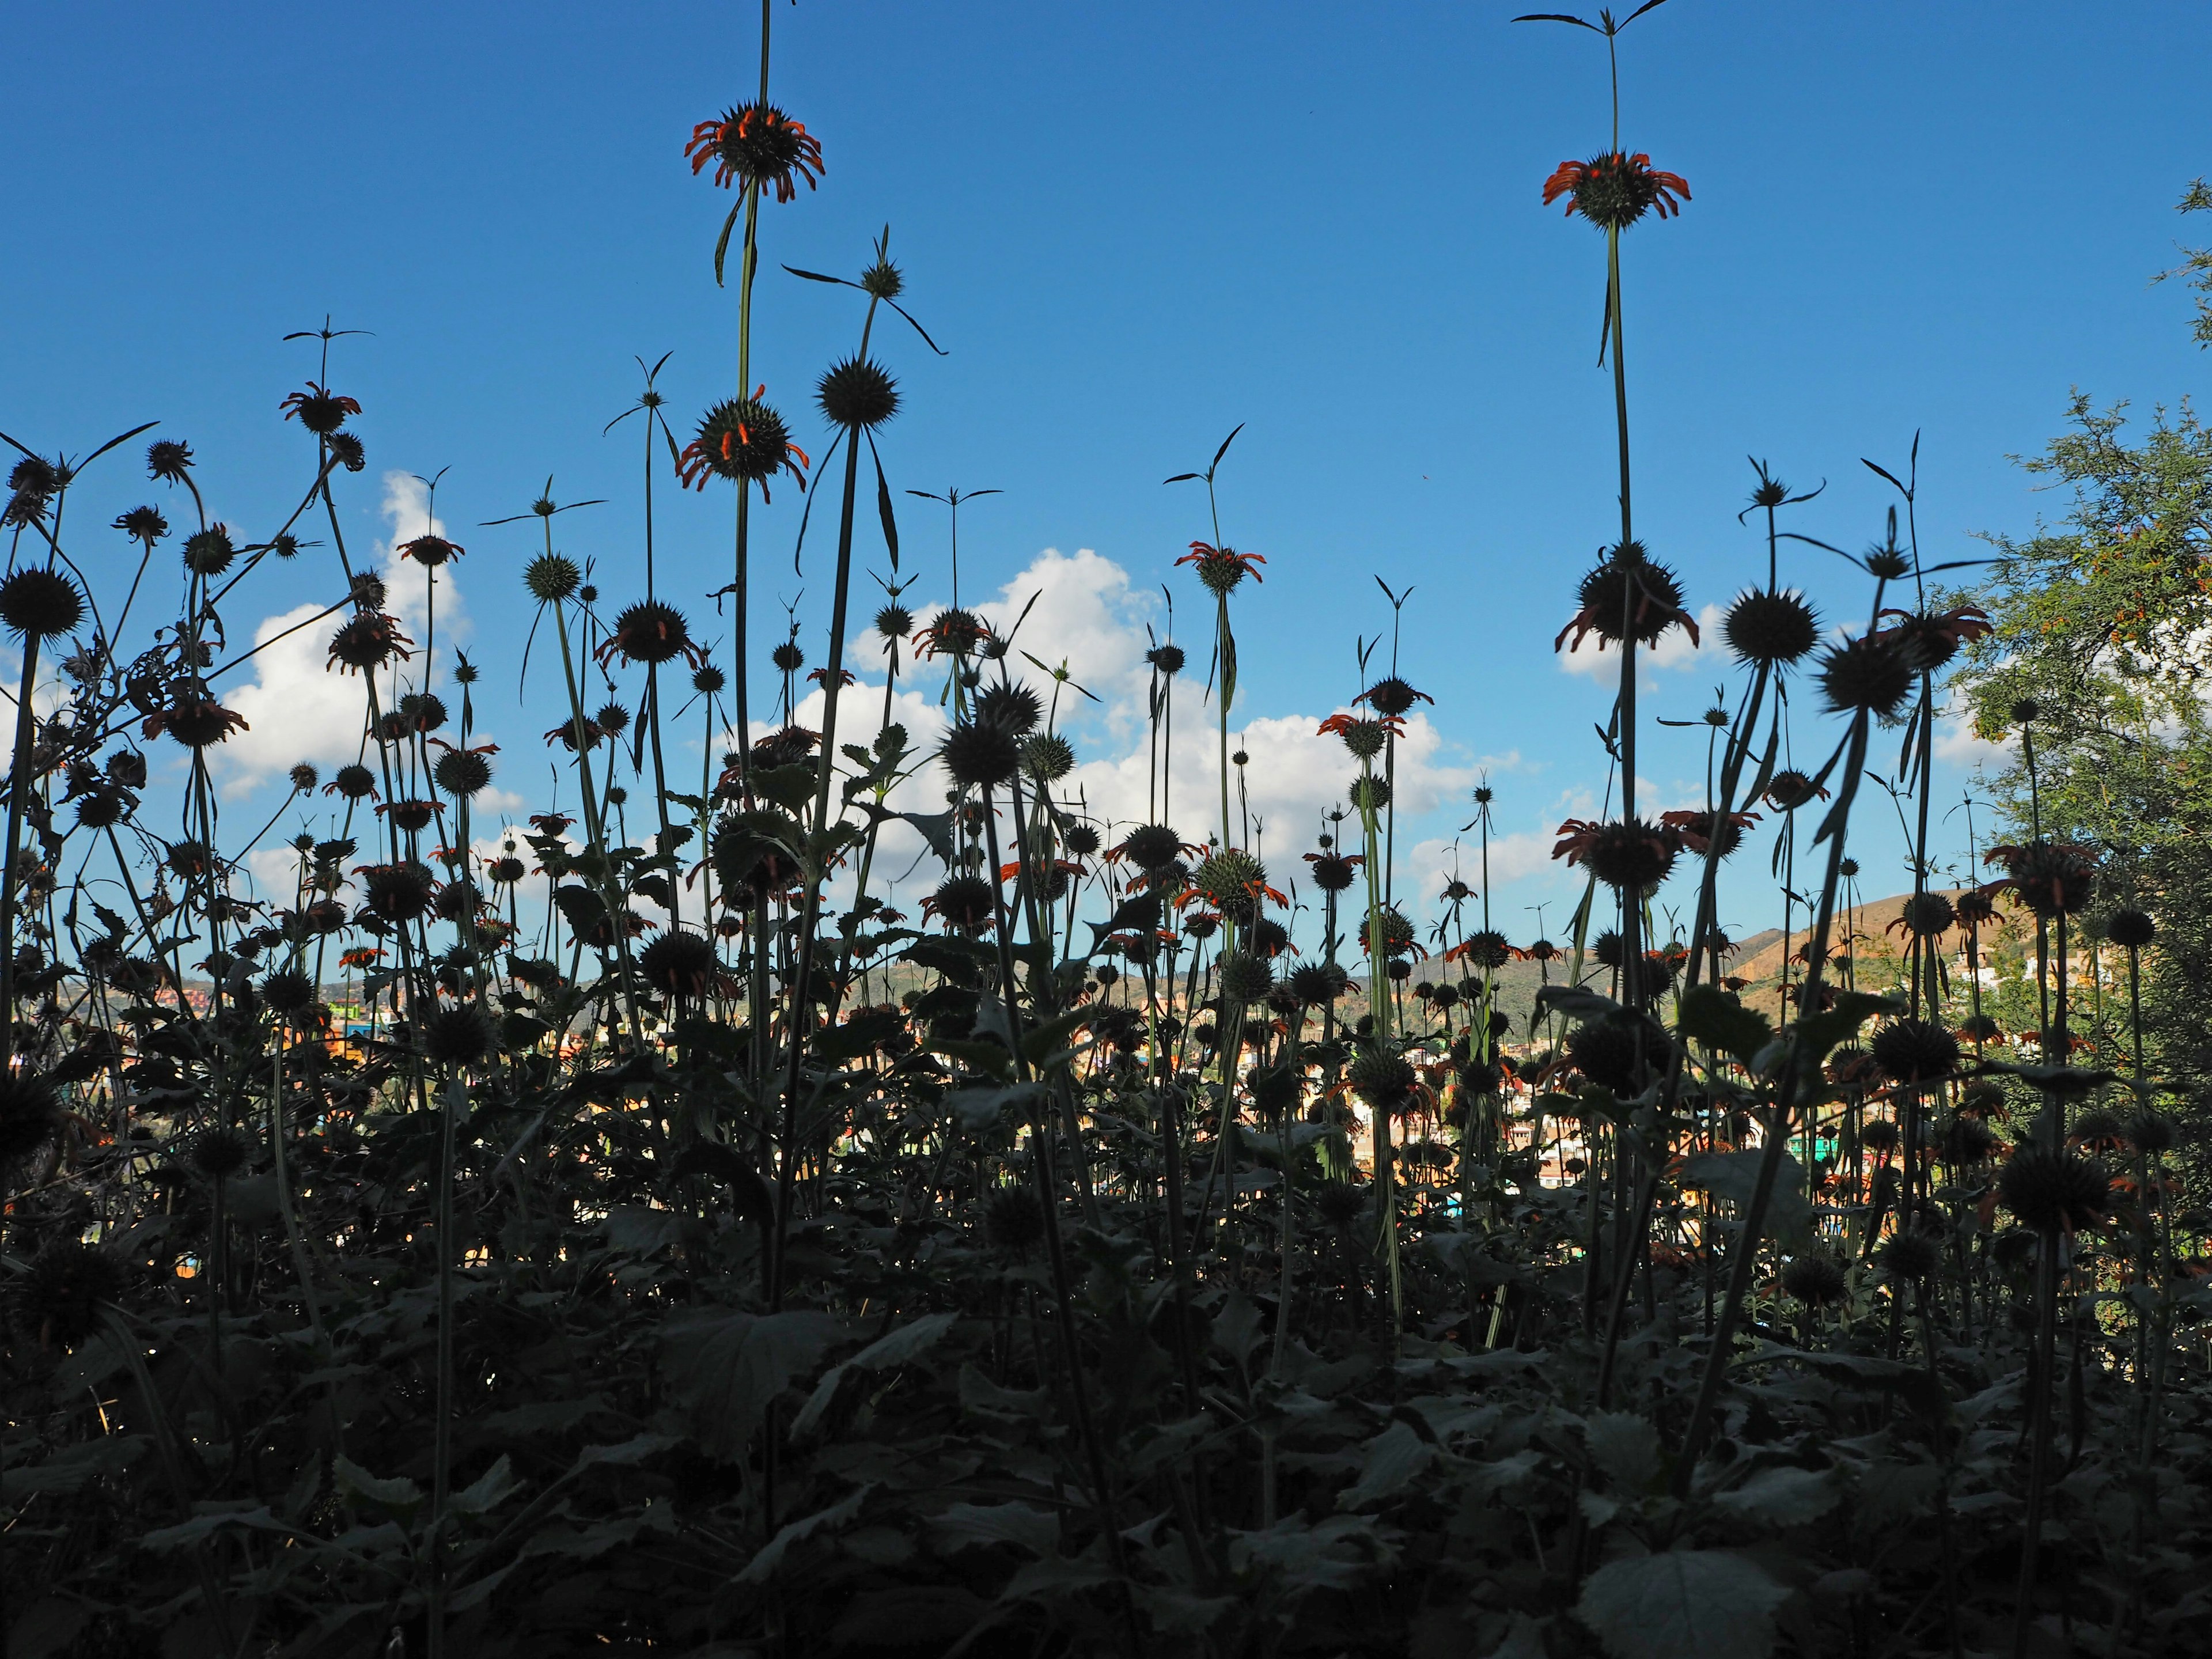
<box><xmin>7</xmin><ymin>5</ymin><xmax>2212</xmax><ymax>1657</ymax></box>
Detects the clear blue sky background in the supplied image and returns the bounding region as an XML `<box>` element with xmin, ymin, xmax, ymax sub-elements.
<box><xmin>5</xmin><ymin>1</ymin><xmax>2207</xmax><ymax>944</ymax></box>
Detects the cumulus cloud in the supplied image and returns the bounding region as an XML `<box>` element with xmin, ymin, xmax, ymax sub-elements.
<box><xmin>1558</xmin><ymin>602</ymin><xmax>1723</xmax><ymax>684</ymax></box>
<box><xmin>217</xmin><ymin>471</ymin><xmax>471</xmax><ymax>796</ymax></box>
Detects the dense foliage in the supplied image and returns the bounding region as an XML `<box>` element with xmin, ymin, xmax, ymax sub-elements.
<box><xmin>5</xmin><ymin>12</ymin><xmax>2210</xmax><ymax>1659</ymax></box>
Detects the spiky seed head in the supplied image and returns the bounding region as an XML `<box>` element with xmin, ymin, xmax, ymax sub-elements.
<box><xmin>639</xmin><ymin>930</ymin><xmax>719</xmax><ymax>1001</ymax></box>
<box><xmin>2105</xmin><ymin>907</ymin><xmax>2156</xmax><ymax>950</ymax></box>
<box><xmin>1316</xmin><ymin>1182</ymin><xmax>1366</xmax><ymax>1226</ymax></box>
<box><xmin>817</xmin><ymin>357</ymin><xmax>899</xmax><ymax>430</ymax></box>
<box><xmin>1998</xmin><ymin>1142</ymin><xmax>2109</xmax><ymax>1234</ymax></box>
<box><xmin>770</xmin><ymin>641</ymin><xmax>806</xmax><ymax>674</ymax></box>
<box><xmin>0</xmin><ymin>1071</ymin><xmax>66</xmax><ymax>1164</ymax></box>
<box><xmin>1063</xmin><ymin>824</ymin><xmax>1101</xmax><ymax>857</ymax></box>
<box><xmin>2126</xmin><ymin>1111</ymin><xmax>2175</xmax><ymax>1155</ymax></box>
<box><xmin>432</xmin><ymin>749</ymin><xmax>493</xmax><ymax>800</ymax></box>
<box><xmin>261</xmin><ymin>968</ymin><xmax>315</xmax><ymax>1014</ymax></box>
<box><xmin>1765</xmin><ymin>770</ymin><xmax>1821</xmax><ymax>812</ymax></box>
<box><xmin>929</xmin><ymin>873</ymin><xmax>997</xmax><ymax>931</ymax></box>
<box><xmin>1348</xmin><ymin>1047</ymin><xmax>1416</xmax><ymax>1108</ymax></box>
<box><xmin>1574</xmin><ymin>540</ymin><xmax>1691</xmax><ymax>647</ymax></box>
<box><xmin>181</xmin><ymin>525</ymin><xmax>237</xmax><ymax>577</ymax></box>
<box><xmin>1880</xmin><ymin>1232</ymin><xmax>1944</xmax><ymax>1286</ymax></box>
<box><xmin>940</xmin><ymin>720</ymin><xmax>1020</xmax><ymax>788</ymax></box>
<box><xmin>15</xmin><ymin>1244</ymin><xmax>125</xmax><ymax>1347</ymax></box>
<box><xmin>1567</xmin><ymin>1012</ymin><xmax>1670</xmax><ymax>1094</ymax></box>
<box><xmin>1723</xmin><ymin>587</ymin><xmax>1820</xmax><ymax>666</ymax></box>
<box><xmin>1459</xmin><ymin>930</ymin><xmax>1514</xmax><ymax>970</ymax></box>
<box><xmin>1580</xmin><ymin>819</ymin><xmax>1680</xmax><ymax>892</ymax></box>
<box><xmin>1217</xmin><ymin>950</ymin><xmax>1275</xmax><ymax>1005</ymax></box>
<box><xmin>188</xmin><ymin>1127</ymin><xmax>250</xmax><ymax>1179</ymax></box>
<box><xmin>1146</xmin><ymin>643</ymin><xmax>1187</xmax><ymax>675</ymax></box>
<box><xmin>360</xmin><ymin>862</ymin><xmax>437</xmax><ymax>922</ymax></box>
<box><xmin>972</xmin><ymin>681</ymin><xmax>1042</xmax><ymax>736</ymax></box>
<box><xmin>1021</xmin><ymin>732</ymin><xmax>1075</xmax><ymax>783</ymax></box>
<box><xmin>1337</xmin><ymin>718</ymin><xmax>1388</xmax><ymax>760</ymax></box>
<box><xmin>1782</xmin><ymin>1252</ymin><xmax>1850</xmax><ymax>1308</ymax></box>
<box><xmin>1897</xmin><ymin>891</ymin><xmax>1955</xmax><ymax>938</ymax></box>
<box><xmin>1859</xmin><ymin>1118</ymin><xmax>1901</xmax><ymax>1153</ymax></box>
<box><xmin>1289</xmin><ymin>960</ymin><xmax>1348</xmax><ymax>1006</ymax></box>
<box><xmin>421</xmin><ymin>1003</ymin><xmax>495</xmax><ymax>1067</ymax></box>
<box><xmin>1306</xmin><ymin>851</ymin><xmax>1358</xmax><ymax>892</ymax></box>
<box><xmin>983</xmin><ymin>1186</ymin><xmax>1045</xmax><ymax>1253</ymax></box>
<box><xmin>331</xmin><ymin>763</ymin><xmax>377</xmax><ymax>801</ymax></box>
<box><xmin>1871</xmin><ymin>1018</ymin><xmax>1960</xmax><ymax>1084</ymax></box>
<box><xmin>874</xmin><ymin>603</ymin><xmax>914</xmax><ymax>640</ymax></box>
<box><xmin>609</xmin><ymin>600</ymin><xmax>695</xmax><ymax>666</ymax></box>
<box><xmin>524</xmin><ymin>554</ymin><xmax>582</xmax><ymax>603</ymax></box>
<box><xmin>0</xmin><ymin>567</ymin><xmax>85</xmax><ymax>641</ymax></box>
<box><xmin>1817</xmin><ymin>634</ymin><xmax>1915</xmax><ymax>718</ymax></box>
<box><xmin>1350</xmin><ymin>775</ymin><xmax>1392</xmax><ymax>813</ymax></box>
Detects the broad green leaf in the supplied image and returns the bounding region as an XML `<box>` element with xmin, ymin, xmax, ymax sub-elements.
<box><xmin>660</xmin><ymin>1309</ymin><xmax>840</xmax><ymax>1460</ymax></box>
<box><xmin>1713</xmin><ymin>1464</ymin><xmax>1839</xmax><ymax>1526</ymax></box>
<box><xmin>1677</xmin><ymin>1149</ymin><xmax>1811</xmax><ymax>1251</ymax></box>
<box><xmin>1337</xmin><ymin>1421</ymin><xmax>1433</xmax><ymax>1511</ymax></box>
<box><xmin>1586</xmin><ymin>1410</ymin><xmax>1662</xmax><ymax>1494</ymax></box>
<box><xmin>930</xmin><ymin>1499</ymin><xmax>1059</xmax><ymax>1556</ymax></box>
<box><xmin>0</xmin><ymin>1434</ymin><xmax>146</xmax><ymax>1503</ymax></box>
<box><xmin>334</xmin><ymin>1457</ymin><xmax>424</xmax><ymax>1516</ymax></box>
<box><xmin>739</xmin><ymin>1483</ymin><xmax>872</xmax><ymax>1584</ymax></box>
<box><xmin>447</xmin><ymin>1454</ymin><xmax>518</xmax><ymax>1517</ymax></box>
<box><xmin>791</xmin><ymin>1312</ymin><xmax>960</xmax><ymax>1438</ymax></box>
<box><xmin>1675</xmin><ymin>984</ymin><xmax>1772</xmax><ymax>1066</ymax></box>
<box><xmin>1575</xmin><ymin>1548</ymin><xmax>1787</xmax><ymax>1659</ymax></box>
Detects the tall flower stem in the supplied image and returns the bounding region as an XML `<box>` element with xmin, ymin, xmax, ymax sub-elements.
<box><xmin>0</xmin><ymin>631</ymin><xmax>44</xmax><ymax>1072</ymax></box>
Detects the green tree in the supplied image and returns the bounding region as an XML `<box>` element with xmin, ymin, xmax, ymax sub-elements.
<box><xmin>1956</xmin><ymin>184</ymin><xmax>2212</xmax><ymax>1131</ymax></box>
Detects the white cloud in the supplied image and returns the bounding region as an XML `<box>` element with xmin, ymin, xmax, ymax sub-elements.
<box><xmin>1559</xmin><ymin>602</ymin><xmax>1723</xmax><ymax>684</ymax></box>
<box><xmin>216</xmin><ymin>471</ymin><xmax>472</xmax><ymax>796</ymax></box>
<box><xmin>1934</xmin><ymin>692</ymin><xmax>2014</xmax><ymax>770</ymax></box>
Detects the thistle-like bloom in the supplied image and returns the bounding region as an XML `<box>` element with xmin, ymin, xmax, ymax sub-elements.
<box><xmin>1541</xmin><ymin>151</ymin><xmax>1690</xmax><ymax>230</ymax></box>
<box><xmin>399</xmin><ymin>534</ymin><xmax>464</xmax><ymax>568</ymax></box>
<box><xmin>1981</xmin><ymin>840</ymin><xmax>2099</xmax><ymax>918</ymax></box>
<box><xmin>677</xmin><ymin>392</ymin><xmax>810</xmax><ymax>500</ymax></box>
<box><xmin>280</xmin><ymin>382</ymin><xmax>361</xmax><ymax>435</ymax></box>
<box><xmin>1177</xmin><ymin>541</ymin><xmax>1266</xmax><ymax>597</ymax></box>
<box><xmin>1660</xmin><ymin>807</ymin><xmax>1759</xmax><ymax>860</ymax></box>
<box><xmin>142</xmin><ymin>686</ymin><xmax>248</xmax><ymax>749</ymax></box>
<box><xmin>686</xmin><ymin>103</ymin><xmax>824</xmax><ymax>202</ymax></box>
<box><xmin>597</xmin><ymin>600</ymin><xmax>707</xmax><ymax>669</ymax></box>
<box><xmin>915</xmin><ymin>607</ymin><xmax>994</xmax><ymax>660</ymax></box>
<box><xmin>1556</xmin><ymin>540</ymin><xmax>1696</xmax><ymax>654</ymax></box>
<box><xmin>1357</xmin><ymin>677</ymin><xmax>1432</xmax><ymax>717</ymax></box>
<box><xmin>327</xmin><ymin>611</ymin><xmax>414</xmax><ymax>675</ymax></box>
<box><xmin>1444</xmin><ymin>930</ymin><xmax>1526</xmax><ymax>968</ymax></box>
<box><xmin>1551</xmin><ymin>816</ymin><xmax>1680</xmax><ymax>891</ymax></box>
<box><xmin>1319</xmin><ymin>710</ymin><xmax>1402</xmax><ymax>760</ymax></box>
<box><xmin>1874</xmin><ymin>603</ymin><xmax>1995</xmax><ymax>672</ymax></box>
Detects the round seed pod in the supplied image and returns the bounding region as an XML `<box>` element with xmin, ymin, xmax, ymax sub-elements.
<box><xmin>928</xmin><ymin>873</ymin><xmax>997</xmax><ymax>932</ymax></box>
<box><xmin>1880</xmin><ymin>1231</ymin><xmax>1943</xmax><ymax>1286</ymax></box>
<box><xmin>1217</xmin><ymin>950</ymin><xmax>1275</xmax><ymax>1005</ymax></box>
<box><xmin>0</xmin><ymin>567</ymin><xmax>85</xmax><ymax>641</ymax></box>
<box><xmin>940</xmin><ymin>721</ymin><xmax>1020</xmax><ymax>789</ymax></box>
<box><xmin>1120</xmin><ymin>824</ymin><xmax>1184</xmax><ymax>871</ymax></box>
<box><xmin>1722</xmin><ymin>586</ymin><xmax>1820</xmax><ymax>666</ymax></box>
<box><xmin>0</xmin><ymin>1071</ymin><xmax>66</xmax><ymax>1164</ymax></box>
<box><xmin>1337</xmin><ymin>719</ymin><xmax>1388</xmax><ymax>760</ymax></box>
<box><xmin>14</xmin><ymin>1243</ymin><xmax>125</xmax><ymax>1347</ymax></box>
<box><xmin>1567</xmin><ymin>1012</ymin><xmax>1671</xmax><ymax>1094</ymax></box>
<box><xmin>1063</xmin><ymin>824</ymin><xmax>1101</xmax><ymax>858</ymax></box>
<box><xmin>2105</xmin><ymin>907</ymin><xmax>2156</xmax><ymax>950</ymax></box>
<box><xmin>817</xmin><ymin>356</ymin><xmax>899</xmax><ymax>430</ymax></box>
<box><xmin>639</xmin><ymin>930</ymin><xmax>719</xmax><ymax>1001</ymax></box>
<box><xmin>433</xmin><ymin>749</ymin><xmax>493</xmax><ymax>799</ymax></box>
<box><xmin>1021</xmin><ymin>733</ymin><xmax>1075</xmax><ymax>783</ymax></box>
<box><xmin>188</xmin><ymin>1127</ymin><xmax>250</xmax><ymax>1179</ymax></box>
<box><xmin>1998</xmin><ymin>1142</ymin><xmax>2109</xmax><ymax>1234</ymax></box>
<box><xmin>1348</xmin><ymin>1047</ymin><xmax>1416</xmax><ymax>1109</ymax></box>
<box><xmin>1871</xmin><ymin>1018</ymin><xmax>1960</xmax><ymax>1084</ymax></box>
<box><xmin>1349</xmin><ymin>775</ymin><xmax>1392</xmax><ymax>813</ymax></box>
<box><xmin>1288</xmin><ymin>961</ymin><xmax>1347</xmax><ymax>1006</ymax></box>
<box><xmin>261</xmin><ymin>968</ymin><xmax>315</xmax><ymax>1015</ymax></box>
<box><xmin>524</xmin><ymin>555</ymin><xmax>581</xmax><ymax>603</ymax></box>
<box><xmin>972</xmin><ymin>683</ymin><xmax>1042</xmax><ymax>737</ymax></box>
<box><xmin>607</xmin><ymin>600</ymin><xmax>696</xmax><ymax>666</ymax></box>
<box><xmin>1306</xmin><ymin>851</ymin><xmax>1358</xmax><ymax>892</ymax></box>
<box><xmin>420</xmin><ymin>1003</ymin><xmax>495</xmax><ymax>1067</ymax></box>
<box><xmin>1577</xmin><ymin>819</ymin><xmax>1679</xmax><ymax>892</ymax></box>
<box><xmin>1782</xmin><ymin>1252</ymin><xmax>1849</xmax><ymax>1308</ymax></box>
<box><xmin>2126</xmin><ymin>1112</ymin><xmax>2174</xmax><ymax>1155</ymax></box>
<box><xmin>1573</xmin><ymin>541</ymin><xmax>1691</xmax><ymax>648</ymax></box>
<box><xmin>1817</xmin><ymin>634</ymin><xmax>1915</xmax><ymax>718</ymax></box>
<box><xmin>1896</xmin><ymin>891</ymin><xmax>1956</xmax><ymax>938</ymax></box>
<box><xmin>1315</xmin><ymin>1182</ymin><xmax>1367</xmax><ymax>1227</ymax></box>
<box><xmin>1859</xmin><ymin>1118</ymin><xmax>1900</xmax><ymax>1154</ymax></box>
<box><xmin>983</xmin><ymin>1185</ymin><xmax>1046</xmax><ymax>1252</ymax></box>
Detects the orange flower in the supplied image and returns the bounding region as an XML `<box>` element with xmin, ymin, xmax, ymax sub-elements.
<box><xmin>686</xmin><ymin>104</ymin><xmax>825</xmax><ymax>201</ymax></box>
<box><xmin>1541</xmin><ymin>151</ymin><xmax>1690</xmax><ymax>229</ymax></box>
<box><xmin>1176</xmin><ymin>542</ymin><xmax>1266</xmax><ymax>597</ymax></box>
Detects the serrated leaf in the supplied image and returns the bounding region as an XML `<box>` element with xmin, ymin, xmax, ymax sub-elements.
<box><xmin>1337</xmin><ymin>1421</ymin><xmax>1432</xmax><ymax>1510</ymax></box>
<box><xmin>660</xmin><ymin>1309</ymin><xmax>840</xmax><ymax>1460</ymax></box>
<box><xmin>1575</xmin><ymin>1549</ymin><xmax>1787</xmax><ymax>1659</ymax></box>
<box><xmin>1713</xmin><ymin>1464</ymin><xmax>1838</xmax><ymax>1526</ymax></box>
<box><xmin>931</xmin><ymin>1499</ymin><xmax>1059</xmax><ymax>1556</ymax></box>
<box><xmin>1586</xmin><ymin>1410</ymin><xmax>1662</xmax><ymax>1494</ymax></box>
<box><xmin>1678</xmin><ymin>1149</ymin><xmax>1811</xmax><ymax>1251</ymax></box>
<box><xmin>740</xmin><ymin>1483</ymin><xmax>872</xmax><ymax>1583</ymax></box>
<box><xmin>334</xmin><ymin>1457</ymin><xmax>423</xmax><ymax>1515</ymax></box>
<box><xmin>1676</xmin><ymin>984</ymin><xmax>1773</xmax><ymax>1066</ymax></box>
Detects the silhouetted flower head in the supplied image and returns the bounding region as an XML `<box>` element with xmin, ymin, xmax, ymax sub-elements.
<box><xmin>1552</xmin><ymin>817</ymin><xmax>1679</xmax><ymax>892</ymax></box>
<box><xmin>1359</xmin><ymin>676</ymin><xmax>1431</xmax><ymax>718</ymax></box>
<box><xmin>115</xmin><ymin>505</ymin><xmax>169</xmax><ymax>543</ymax></box>
<box><xmin>2105</xmin><ymin>907</ymin><xmax>2156</xmax><ymax>950</ymax></box>
<box><xmin>0</xmin><ymin>567</ymin><xmax>85</xmax><ymax>641</ymax></box>
<box><xmin>687</xmin><ymin>103</ymin><xmax>824</xmax><ymax>200</ymax></box>
<box><xmin>399</xmin><ymin>533</ymin><xmax>463</xmax><ymax>568</ymax></box>
<box><xmin>679</xmin><ymin>393</ymin><xmax>810</xmax><ymax>500</ymax></box>
<box><xmin>281</xmin><ymin>382</ymin><xmax>360</xmax><ymax>435</ymax></box>
<box><xmin>1817</xmin><ymin>634</ymin><xmax>1915</xmax><ymax>718</ymax></box>
<box><xmin>1558</xmin><ymin>540</ymin><xmax>1696</xmax><ymax>654</ymax></box>
<box><xmin>1542</xmin><ymin>151</ymin><xmax>1690</xmax><ymax>229</ymax></box>
<box><xmin>1177</xmin><ymin>541</ymin><xmax>1265</xmax><ymax>597</ymax></box>
<box><xmin>817</xmin><ymin>357</ymin><xmax>899</xmax><ymax>430</ymax></box>
<box><xmin>1723</xmin><ymin>588</ymin><xmax>1819</xmax><ymax>666</ymax></box>
<box><xmin>600</xmin><ymin>600</ymin><xmax>707</xmax><ymax>669</ymax></box>
<box><xmin>328</xmin><ymin>611</ymin><xmax>414</xmax><ymax>675</ymax></box>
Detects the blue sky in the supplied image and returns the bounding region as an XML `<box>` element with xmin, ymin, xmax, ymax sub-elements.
<box><xmin>5</xmin><ymin>1</ymin><xmax>2208</xmax><ymax>946</ymax></box>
